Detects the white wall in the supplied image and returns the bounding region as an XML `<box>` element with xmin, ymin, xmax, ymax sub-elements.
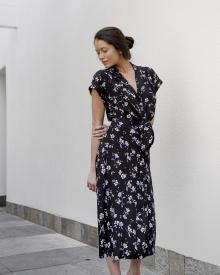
<box><xmin>3</xmin><ymin>0</ymin><xmax>220</xmax><ymax>266</ymax></box>
<box><xmin>0</xmin><ymin>0</ymin><xmax>18</xmax><ymax>28</ymax></box>
<box><xmin>0</xmin><ymin>0</ymin><xmax>17</xmax><ymax>197</ymax></box>
<box><xmin>0</xmin><ymin>68</ymin><xmax>6</xmax><ymax>196</ymax></box>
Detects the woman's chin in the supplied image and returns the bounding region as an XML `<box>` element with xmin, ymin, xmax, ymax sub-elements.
<box><xmin>103</xmin><ymin>63</ymin><xmax>112</xmax><ymax>69</ymax></box>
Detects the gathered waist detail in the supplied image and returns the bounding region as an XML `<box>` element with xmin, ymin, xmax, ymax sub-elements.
<box><xmin>111</xmin><ymin>116</ymin><xmax>151</xmax><ymax>128</ymax></box>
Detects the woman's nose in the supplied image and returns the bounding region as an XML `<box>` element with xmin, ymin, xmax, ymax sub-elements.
<box><xmin>99</xmin><ymin>52</ymin><xmax>105</xmax><ymax>59</ymax></box>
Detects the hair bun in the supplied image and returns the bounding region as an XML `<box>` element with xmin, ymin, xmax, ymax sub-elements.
<box><xmin>125</xmin><ymin>36</ymin><xmax>134</xmax><ymax>49</ymax></box>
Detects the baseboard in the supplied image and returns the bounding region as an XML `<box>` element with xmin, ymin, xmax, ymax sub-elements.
<box><xmin>6</xmin><ymin>201</ymin><xmax>220</xmax><ymax>275</ymax></box>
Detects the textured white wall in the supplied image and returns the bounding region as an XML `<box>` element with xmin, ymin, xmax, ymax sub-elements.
<box><xmin>0</xmin><ymin>0</ymin><xmax>17</xmax><ymax>197</ymax></box>
<box><xmin>3</xmin><ymin>0</ymin><xmax>220</xmax><ymax>266</ymax></box>
<box><xmin>0</xmin><ymin>0</ymin><xmax>18</xmax><ymax>28</ymax></box>
<box><xmin>0</xmin><ymin>69</ymin><xmax>6</xmax><ymax>196</ymax></box>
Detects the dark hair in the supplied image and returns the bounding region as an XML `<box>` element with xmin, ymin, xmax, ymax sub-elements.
<box><xmin>94</xmin><ymin>26</ymin><xmax>134</xmax><ymax>60</ymax></box>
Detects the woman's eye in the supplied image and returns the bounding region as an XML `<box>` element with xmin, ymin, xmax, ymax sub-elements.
<box><xmin>96</xmin><ymin>49</ymin><xmax>107</xmax><ymax>55</ymax></box>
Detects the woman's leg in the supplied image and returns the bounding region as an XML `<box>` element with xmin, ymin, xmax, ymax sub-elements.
<box><xmin>105</xmin><ymin>256</ymin><xmax>121</xmax><ymax>275</ymax></box>
<box><xmin>127</xmin><ymin>259</ymin><xmax>141</xmax><ymax>275</ymax></box>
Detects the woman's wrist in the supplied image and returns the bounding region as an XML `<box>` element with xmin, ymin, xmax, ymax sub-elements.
<box><xmin>90</xmin><ymin>166</ymin><xmax>96</xmax><ymax>173</ymax></box>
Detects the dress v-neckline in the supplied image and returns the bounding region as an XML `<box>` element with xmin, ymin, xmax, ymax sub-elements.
<box><xmin>114</xmin><ymin>61</ymin><xmax>138</xmax><ymax>95</ymax></box>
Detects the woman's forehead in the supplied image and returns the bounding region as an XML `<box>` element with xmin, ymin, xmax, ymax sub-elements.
<box><xmin>94</xmin><ymin>39</ymin><xmax>112</xmax><ymax>50</ymax></box>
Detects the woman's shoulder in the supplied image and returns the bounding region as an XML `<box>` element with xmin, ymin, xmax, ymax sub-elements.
<box><xmin>137</xmin><ymin>64</ymin><xmax>155</xmax><ymax>74</ymax></box>
<box><xmin>91</xmin><ymin>67</ymin><xmax>116</xmax><ymax>85</ymax></box>
<box><xmin>138</xmin><ymin>64</ymin><xmax>162</xmax><ymax>81</ymax></box>
<box><xmin>91</xmin><ymin>68</ymin><xmax>111</xmax><ymax>80</ymax></box>
<box><xmin>89</xmin><ymin>68</ymin><xmax>111</xmax><ymax>94</ymax></box>
<box><xmin>138</xmin><ymin>64</ymin><xmax>163</xmax><ymax>93</ymax></box>
<box><xmin>91</xmin><ymin>68</ymin><xmax>104</xmax><ymax>78</ymax></box>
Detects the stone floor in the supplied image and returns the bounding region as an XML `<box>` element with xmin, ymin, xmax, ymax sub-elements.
<box><xmin>0</xmin><ymin>207</ymin><xmax>155</xmax><ymax>275</ymax></box>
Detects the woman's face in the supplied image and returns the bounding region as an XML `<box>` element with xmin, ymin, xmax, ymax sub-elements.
<box><xmin>94</xmin><ymin>39</ymin><xmax>121</xmax><ymax>68</ymax></box>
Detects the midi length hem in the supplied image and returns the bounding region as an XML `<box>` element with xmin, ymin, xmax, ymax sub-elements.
<box><xmin>88</xmin><ymin>62</ymin><xmax>163</xmax><ymax>260</ymax></box>
<box><xmin>101</xmin><ymin>250</ymin><xmax>155</xmax><ymax>262</ymax></box>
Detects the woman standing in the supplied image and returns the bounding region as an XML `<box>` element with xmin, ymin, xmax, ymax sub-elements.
<box><xmin>87</xmin><ymin>26</ymin><xmax>163</xmax><ymax>275</ymax></box>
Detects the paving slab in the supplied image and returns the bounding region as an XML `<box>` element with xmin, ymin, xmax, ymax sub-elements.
<box><xmin>0</xmin><ymin>233</ymin><xmax>87</xmax><ymax>257</ymax></box>
<box><xmin>10</xmin><ymin>264</ymin><xmax>88</xmax><ymax>275</ymax></box>
<box><xmin>0</xmin><ymin>262</ymin><xmax>11</xmax><ymax>274</ymax></box>
<box><xmin>0</xmin><ymin>220</ymin><xmax>34</xmax><ymax>228</ymax></box>
<box><xmin>0</xmin><ymin>213</ymin><xmax>23</xmax><ymax>223</ymax></box>
<box><xmin>0</xmin><ymin>224</ymin><xmax>54</xmax><ymax>239</ymax></box>
<box><xmin>0</xmin><ymin>207</ymin><xmax>6</xmax><ymax>213</ymax></box>
<box><xmin>0</xmin><ymin>246</ymin><xmax>98</xmax><ymax>272</ymax></box>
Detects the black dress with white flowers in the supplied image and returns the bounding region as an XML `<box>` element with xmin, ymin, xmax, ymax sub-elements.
<box><xmin>88</xmin><ymin>61</ymin><xmax>163</xmax><ymax>261</ymax></box>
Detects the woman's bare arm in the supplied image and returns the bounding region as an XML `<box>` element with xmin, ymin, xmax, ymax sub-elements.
<box><xmin>150</xmin><ymin>117</ymin><xmax>154</xmax><ymax>126</ymax></box>
<box><xmin>90</xmin><ymin>89</ymin><xmax>105</xmax><ymax>172</ymax></box>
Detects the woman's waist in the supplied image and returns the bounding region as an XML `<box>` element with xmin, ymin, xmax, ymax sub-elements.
<box><xmin>111</xmin><ymin>115</ymin><xmax>151</xmax><ymax>127</ymax></box>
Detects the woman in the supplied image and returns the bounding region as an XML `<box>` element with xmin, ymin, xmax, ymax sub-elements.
<box><xmin>87</xmin><ymin>26</ymin><xmax>163</xmax><ymax>275</ymax></box>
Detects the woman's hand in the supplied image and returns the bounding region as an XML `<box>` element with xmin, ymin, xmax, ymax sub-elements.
<box><xmin>87</xmin><ymin>170</ymin><xmax>97</xmax><ymax>192</ymax></box>
<box><xmin>92</xmin><ymin>124</ymin><xmax>109</xmax><ymax>140</ymax></box>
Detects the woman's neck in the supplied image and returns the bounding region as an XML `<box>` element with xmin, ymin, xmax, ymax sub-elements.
<box><xmin>115</xmin><ymin>59</ymin><xmax>132</xmax><ymax>74</ymax></box>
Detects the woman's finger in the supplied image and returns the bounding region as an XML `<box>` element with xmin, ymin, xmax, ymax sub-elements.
<box><xmin>89</xmin><ymin>184</ymin><xmax>95</xmax><ymax>192</ymax></box>
<box><xmin>94</xmin><ymin>125</ymin><xmax>104</xmax><ymax>130</ymax></box>
<box><xmin>93</xmin><ymin>128</ymin><xmax>108</xmax><ymax>135</ymax></box>
<box><xmin>93</xmin><ymin>131</ymin><xmax>102</xmax><ymax>136</ymax></box>
<box><xmin>93</xmin><ymin>133</ymin><xmax>106</xmax><ymax>138</ymax></box>
<box><xmin>93</xmin><ymin>131</ymin><xmax>106</xmax><ymax>137</ymax></box>
<box><xmin>94</xmin><ymin>125</ymin><xmax>109</xmax><ymax>132</ymax></box>
<box><xmin>92</xmin><ymin>130</ymin><xmax>103</xmax><ymax>135</ymax></box>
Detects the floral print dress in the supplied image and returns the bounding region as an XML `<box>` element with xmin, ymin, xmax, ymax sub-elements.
<box><xmin>88</xmin><ymin>61</ymin><xmax>163</xmax><ymax>261</ymax></box>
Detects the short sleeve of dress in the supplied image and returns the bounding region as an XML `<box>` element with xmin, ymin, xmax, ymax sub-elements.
<box><xmin>148</xmin><ymin>67</ymin><xmax>163</xmax><ymax>95</ymax></box>
<box><xmin>88</xmin><ymin>70</ymin><xmax>107</xmax><ymax>104</ymax></box>
<box><xmin>146</xmin><ymin>67</ymin><xmax>163</xmax><ymax>121</ymax></box>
